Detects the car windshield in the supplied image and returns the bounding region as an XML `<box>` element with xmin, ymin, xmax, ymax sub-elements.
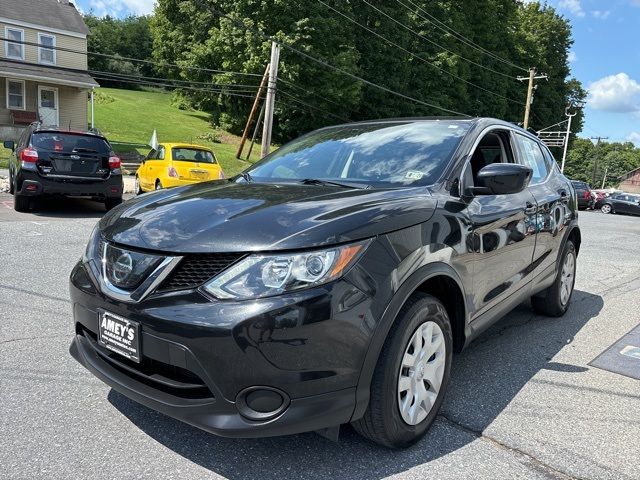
<box><xmin>246</xmin><ymin>121</ymin><xmax>470</xmax><ymax>187</ymax></box>
<box><xmin>31</xmin><ymin>132</ymin><xmax>111</xmax><ymax>155</ymax></box>
<box><xmin>172</xmin><ymin>148</ymin><xmax>216</xmax><ymax>163</ymax></box>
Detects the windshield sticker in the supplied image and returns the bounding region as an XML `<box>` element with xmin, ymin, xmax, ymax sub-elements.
<box><xmin>405</xmin><ymin>171</ymin><xmax>424</xmax><ymax>180</ymax></box>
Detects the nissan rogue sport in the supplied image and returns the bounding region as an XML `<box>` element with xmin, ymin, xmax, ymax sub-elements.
<box><xmin>69</xmin><ymin>118</ymin><xmax>580</xmax><ymax>448</ymax></box>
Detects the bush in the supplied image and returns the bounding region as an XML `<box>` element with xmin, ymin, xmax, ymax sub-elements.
<box><xmin>195</xmin><ymin>131</ymin><xmax>222</xmax><ymax>143</ymax></box>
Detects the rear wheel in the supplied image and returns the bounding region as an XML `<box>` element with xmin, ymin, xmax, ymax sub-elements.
<box><xmin>352</xmin><ymin>293</ymin><xmax>452</xmax><ymax>448</ymax></box>
<box><xmin>14</xmin><ymin>193</ymin><xmax>30</xmax><ymax>212</ymax></box>
<box><xmin>105</xmin><ymin>197</ymin><xmax>123</xmax><ymax>212</ymax></box>
<box><xmin>600</xmin><ymin>203</ymin><xmax>612</xmax><ymax>214</ymax></box>
<box><xmin>155</xmin><ymin>180</ymin><xmax>163</xmax><ymax>190</ymax></box>
<box><xmin>532</xmin><ymin>241</ymin><xmax>576</xmax><ymax>317</ymax></box>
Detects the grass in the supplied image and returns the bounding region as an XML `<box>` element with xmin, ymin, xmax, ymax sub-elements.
<box><xmin>90</xmin><ymin>87</ymin><xmax>264</xmax><ymax>176</ymax></box>
<box><xmin>0</xmin><ymin>87</ymin><xmax>264</xmax><ymax>175</ymax></box>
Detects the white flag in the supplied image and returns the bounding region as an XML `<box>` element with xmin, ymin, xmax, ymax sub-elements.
<box><xmin>149</xmin><ymin>129</ymin><xmax>158</xmax><ymax>150</ymax></box>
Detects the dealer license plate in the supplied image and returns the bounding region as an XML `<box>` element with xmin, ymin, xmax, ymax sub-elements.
<box><xmin>97</xmin><ymin>311</ymin><xmax>141</xmax><ymax>363</ymax></box>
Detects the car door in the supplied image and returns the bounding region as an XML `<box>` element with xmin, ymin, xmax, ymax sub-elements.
<box><xmin>617</xmin><ymin>195</ymin><xmax>634</xmax><ymax>214</ymax></box>
<box><xmin>464</xmin><ymin>128</ymin><xmax>538</xmax><ymax>319</ymax></box>
<box><xmin>513</xmin><ymin>134</ymin><xmax>570</xmax><ymax>276</ymax></box>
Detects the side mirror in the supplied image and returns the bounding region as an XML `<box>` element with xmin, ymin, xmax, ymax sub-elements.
<box><xmin>3</xmin><ymin>140</ymin><xmax>15</xmax><ymax>151</ymax></box>
<box><xmin>471</xmin><ymin>163</ymin><xmax>533</xmax><ymax>196</ymax></box>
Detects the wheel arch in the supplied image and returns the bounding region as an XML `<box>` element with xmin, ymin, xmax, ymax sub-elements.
<box><xmin>351</xmin><ymin>262</ymin><xmax>468</xmax><ymax>421</ymax></box>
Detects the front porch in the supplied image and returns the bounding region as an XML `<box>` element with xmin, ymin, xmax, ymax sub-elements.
<box><xmin>0</xmin><ymin>60</ymin><xmax>98</xmax><ymax>141</ymax></box>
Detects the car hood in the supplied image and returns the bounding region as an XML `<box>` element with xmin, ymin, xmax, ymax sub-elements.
<box><xmin>100</xmin><ymin>181</ymin><xmax>437</xmax><ymax>253</ymax></box>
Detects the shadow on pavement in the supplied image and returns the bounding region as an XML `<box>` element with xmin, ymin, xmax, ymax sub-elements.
<box><xmin>108</xmin><ymin>289</ymin><xmax>604</xmax><ymax>479</ymax></box>
<box><xmin>27</xmin><ymin>196</ymin><xmax>107</xmax><ymax>219</ymax></box>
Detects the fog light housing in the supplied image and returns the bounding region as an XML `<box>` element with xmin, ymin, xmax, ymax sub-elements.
<box><xmin>236</xmin><ymin>386</ymin><xmax>290</xmax><ymax>421</ymax></box>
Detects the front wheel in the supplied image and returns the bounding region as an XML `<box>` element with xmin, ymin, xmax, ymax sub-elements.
<box><xmin>155</xmin><ymin>180</ymin><xmax>163</xmax><ymax>190</ymax></box>
<box><xmin>532</xmin><ymin>241</ymin><xmax>576</xmax><ymax>317</ymax></box>
<box><xmin>352</xmin><ymin>293</ymin><xmax>452</xmax><ymax>448</ymax></box>
<box><xmin>600</xmin><ymin>204</ymin><xmax>612</xmax><ymax>214</ymax></box>
<box><xmin>135</xmin><ymin>175</ymin><xmax>143</xmax><ymax>195</ymax></box>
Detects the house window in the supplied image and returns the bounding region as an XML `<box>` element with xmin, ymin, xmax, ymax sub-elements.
<box><xmin>5</xmin><ymin>27</ymin><xmax>24</xmax><ymax>60</ymax></box>
<box><xmin>6</xmin><ymin>79</ymin><xmax>26</xmax><ymax>110</ymax></box>
<box><xmin>38</xmin><ymin>33</ymin><xmax>56</xmax><ymax>65</ymax></box>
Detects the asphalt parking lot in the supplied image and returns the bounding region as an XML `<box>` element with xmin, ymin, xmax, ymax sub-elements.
<box><xmin>1</xmin><ymin>193</ymin><xmax>639</xmax><ymax>480</ymax></box>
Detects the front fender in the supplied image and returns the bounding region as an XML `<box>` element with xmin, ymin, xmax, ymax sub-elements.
<box><xmin>350</xmin><ymin>261</ymin><xmax>468</xmax><ymax>421</ymax></box>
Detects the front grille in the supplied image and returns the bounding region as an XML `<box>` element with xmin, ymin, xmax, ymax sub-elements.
<box><xmin>157</xmin><ymin>253</ymin><xmax>245</xmax><ymax>292</ymax></box>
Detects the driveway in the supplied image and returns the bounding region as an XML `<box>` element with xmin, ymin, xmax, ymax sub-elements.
<box><xmin>0</xmin><ymin>198</ymin><xmax>638</xmax><ymax>480</ymax></box>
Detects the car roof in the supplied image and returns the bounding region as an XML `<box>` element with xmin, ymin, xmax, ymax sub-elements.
<box><xmin>31</xmin><ymin>123</ymin><xmax>107</xmax><ymax>140</ymax></box>
<box><xmin>315</xmin><ymin>117</ymin><xmax>539</xmax><ymax>141</ymax></box>
<box><xmin>160</xmin><ymin>143</ymin><xmax>213</xmax><ymax>151</ymax></box>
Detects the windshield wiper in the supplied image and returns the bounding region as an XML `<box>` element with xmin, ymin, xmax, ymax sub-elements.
<box><xmin>299</xmin><ymin>178</ymin><xmax>371</xmax><ymax>189</ymax></box>
<box><xmin>236</xmin><ymin>171</ymin><xmax>253</xmax><ymax>183</ymax></box>
<box><xmin>72</xmin><ymin>148</ymin><xmax>98</xmax><ymax>153</ymax></box>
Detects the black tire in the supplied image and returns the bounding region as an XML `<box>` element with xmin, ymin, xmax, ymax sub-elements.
<box><xmin>9</xmin><ymin>169</ymin><xmax>14</xmax><ymax>195</ymax></box>
<box><xmin>532</xmin><ymin>241</ymin><xmax>576</xmax><ymax>317</ymax></box>
<box><xmin>155</xmin><ymin>180</ymin><xmax>162</xmax><ymax>190</ymax></box>
<box><xmin>14</xmin><ymin>193</ymin><xmax>30</xmax><ymax>212</ymax></box>
<box><xmin>105</xmin><ymin>197</ymin><xmax>123</xmax><ymax>212</ymax></box>
<box><xmin>352</xmin><ymin>293</ymin><xmax>453</xmax><ymax>449</ymax></box>
<box><xmin>135</xmin><ymin>176</ymin><xmax>144</xmax><ymax>195</ymax></box>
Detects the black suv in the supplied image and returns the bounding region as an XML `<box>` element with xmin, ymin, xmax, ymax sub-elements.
<box><xmin>4</xmin><ymin>123</ymin><xmax>123</xmax><ymax>212</ymax></box>
<box><xmin>69</xmin><ymin>118</ymin><xmax>580</xmax><ymax>448</ymax></box>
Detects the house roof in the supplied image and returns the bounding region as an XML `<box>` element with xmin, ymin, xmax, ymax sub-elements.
<box><xmin>0</xmin><ymin>0</ymin><xmax>90</xmax><ymax>36</ymax></box>
<box><xmin>0</xmin><ymin>60</ymin><xmax>98</xmax><ymax>88</ymax></box>
<box><xmin>619</xmin><ymin>166</ymin><xmax>640</xmax><ymax>181</ymax></box>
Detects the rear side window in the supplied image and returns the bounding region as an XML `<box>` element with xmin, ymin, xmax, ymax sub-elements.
<box><xmin>515</xmin><ymin>134</ymin><xmax>549</xmax><ymax>184</ymax></box>
<box><xmin>172</xmin><ymin>148</ymin><xmax>216</xmax><ymax>163</ymax></box>
<box><xmin>31</xmin><ymin>132</ymin><xmax>111</xmax><ymax>155</ymax></box>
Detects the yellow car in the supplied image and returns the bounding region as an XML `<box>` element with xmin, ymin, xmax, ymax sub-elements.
<box><xmin>135</xmin><ymin>143</ymin><xmax>224</xmax><ymax>193</ymax></box>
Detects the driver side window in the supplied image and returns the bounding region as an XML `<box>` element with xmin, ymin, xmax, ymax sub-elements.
<box><xmin>469</xmin><ymin>131</ymin><xmax>513</xmax><ymax>185</ymax></box>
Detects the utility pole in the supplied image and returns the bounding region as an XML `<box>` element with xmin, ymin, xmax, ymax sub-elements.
<box><xmin>560</xmin><ymin>101</ymin><xmax>585</xmax><ymax>173</ymax></box>
<box><xmin>261</xmin><ymin>42</ymin><xmax>280</xmax><ymax>158</ymax></box>
<box><xmin>590</xmin><ymin>136</ymin><xmax>609</xmax><ymax>186</ymax></box>
<box><xmin>517</xmin><ymin>68</ymin><xmax>548</xmax><ymax>129</ymax></box>
<box><xmin>236</xmin><ymin>64</ymin><xmax>270</xmax><ymax>159</ymax></box>
<box><xmin>601</xmin><ymin>166</ymin><xmax>608</xmax><ymax>189</ymax></box>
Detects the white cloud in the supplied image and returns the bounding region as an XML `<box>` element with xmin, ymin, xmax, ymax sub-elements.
<box><xmin>559</xmin><ymin>0</ymin><xmax>585</xmax><ymax>17</ymax></box>
<box><xmin>88</xmin><ymin>0</ymin><xmax>155</xmax><ymax>16</ymax></box>
<box><xmin>588</xmin><ymin>73</ymin><xmax>640</xmax><ymax>112</ymax></box>
<box><xmin>628</xmin><ymin>132</ymin><xmax>640</xmax><ymax>146</ymax></box>
<box><xmin>591</xmin><ymin>10</ymin><xmax>610</xmax><ymax>19</ymax></box>
<box><xmin>568</xmin><ymin>51</ymin><xmax>578</xmax><ymax>63</ymax></box>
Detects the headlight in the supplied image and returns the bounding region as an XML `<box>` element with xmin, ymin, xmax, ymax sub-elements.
<box><xmin>202</xmin><ymin>240</ymin><xmax>371</xmax><ymax>300</ymax></box>
<box><xmin>83</xmin><ymin>223</ymin><xmax>101</xmax><ymax>264</ymax></box>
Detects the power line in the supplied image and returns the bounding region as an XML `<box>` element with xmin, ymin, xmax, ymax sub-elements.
<box><xmin>395</xmin><ymin>0</ymin><xmax>529</xmax><ymax>73</ymax></box>
<box><xmin>316</xmin><ymin>0</ymin><xmax>523</xmax><ymax>106</ymax></box>
<box><xmin>356</xmin><ymin>0</ymin><xmax>516</xmax><ymax>80</ymax></box>
<box><xmin>277</xmin><ymin>89</ymin><xmax>351</xmax><ymax>122</ymax></box>
<box><xmin>196</xmin><ymin>0</ymin><xmax>471</xmax><ymax>117</ymax></box>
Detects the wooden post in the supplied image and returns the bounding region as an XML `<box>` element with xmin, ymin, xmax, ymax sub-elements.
<box><xmin>261</xmin><ymin>42</ymin><xmax>280</xmax><ymax>158</ymax></box>
<box><xmin>236</xmin><ymin>64</ymin><xmax>270</xmax><ymax>159</ymax></box>
<box><xmin>246</xmin><ymin>102</ymin><xmax>265</xmax><ymax>161</ymax></box>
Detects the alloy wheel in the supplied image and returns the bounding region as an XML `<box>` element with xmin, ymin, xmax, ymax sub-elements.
<box><xmin>560</xmin><ymin>251</ymin><xmax>575</xmax><ymax>306</ymax></box>
<box><xmin>397</xmin><ymin>320</ymin><xmax>446</xmax><ymax>426</ymax></box>
<box><xmin>601</xmin><ymin>204</ymin><xmax>611</xmax><ymax>214</ymax></box>
<box><xmin>135</xmin><ymin>176</ymin><xmax>140</xmax><ymax>194</ymax></box>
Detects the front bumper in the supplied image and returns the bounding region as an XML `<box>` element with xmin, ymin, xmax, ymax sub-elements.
<box><xmin>69</xmin><ymin>260</ymin><xmax>373</xmax><ymax>437</ymax></box>
<box><xmin>18</xmin><ymin>169</ymin><xmax>123</xmax><ymax>198</ymax></box>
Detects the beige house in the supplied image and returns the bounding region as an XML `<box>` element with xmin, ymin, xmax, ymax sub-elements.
<box><xmin>0</xmin><ymin>0</ymin><xmax>98</xmax><ymax>140</ymax></box>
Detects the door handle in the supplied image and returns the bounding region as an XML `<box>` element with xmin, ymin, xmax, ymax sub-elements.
<box><xmin>525</xmin><ymin>202</ymin><xmax>537</xmax><ymax>215</ymax></box>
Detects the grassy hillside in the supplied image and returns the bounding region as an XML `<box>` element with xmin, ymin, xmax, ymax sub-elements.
<box><xmin>1</xmin><ymin>87</ymin><xmax>264</xmax><ymax>174</ymax></box>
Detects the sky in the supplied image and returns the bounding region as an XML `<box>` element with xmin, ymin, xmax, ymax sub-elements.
<box><xmin>73</xmin><ymin>0</ymin><xmax>640</xmax><ymax>145</ymax></box>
